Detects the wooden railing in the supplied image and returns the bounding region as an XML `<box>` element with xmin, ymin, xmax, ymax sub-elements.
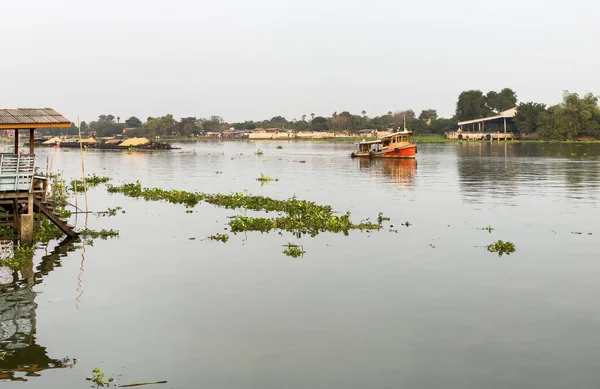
<box><xmin>0</xmin><ymin>153</ymin><xmax>35</xmax><ymax>192</ymax></box>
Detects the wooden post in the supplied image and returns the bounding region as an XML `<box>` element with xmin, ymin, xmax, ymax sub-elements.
<box><xmin>504</xmin><ymin>118</ymin><xmax>507</xmax><ymax>133</ymax></box>
<box><xmin>29</xmin><ymin>129</ymin><xmax>35</xmax><ymax>154</ymax></box>
<box><xmin>12</xmin><ymin>199</ymin><xmax>19</xmax><ymax>231</ymax></box>
<box><xmin>14</xmin><ymin>130</ymin><xmax>19</xmax><ymax>154</ymax></box>
<box><xmin>20</xmin><ymin>195</ymin><xmax>34</xmax><ymax>245</ymax></box>
<box><xmin>77</xmin><ymin>116</ymin><xmax>89</xmax><ymax>216</ymax></box>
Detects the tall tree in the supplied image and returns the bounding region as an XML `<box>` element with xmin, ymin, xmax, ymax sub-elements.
<box><xmin>428</xmin><ymin>117</ymin><xmax>458</xmax><ymax>134</ymax></box>
<box><xmin>514</xmin><ymin>102</ymin><xmax>546</xmax><ymax>134</ymax></box>
<box><xmin>125</xmin><ymin>116</ymin><xmax>142</xmax><ymax>127</ymax></box>
<box><xmin>89</xmin><ymin>114</ymin><xmax>123</xmax><ymax>136</ymax></box>
<box><xmin>142</xmin><ymin>114</ymin><xmax>176</xmax><ymax>137</ymax></box>
<box><xmin>178</xmin><ymin>117</ymin><xmax>199</xmax><ymax>137</ymax></box>
<box><xmin>487</xmin><ymin>88</ymin><xmax>517</xmax><ymax>113</ymax></box>
<box><xmin>456</xmin><ymin>90</ymin><xmax>489</xmax><ymax>121</ymax></box>
<box><xmin>539</xmin><ymin>91</ymin><xmax>600</xmax><ymax>140</ymax></box>
<box><xmin>418</xmin><ymin>109</ymin><xmax>438</xmax><ymax>121</ymax></box>
<box><xmin>311</xmin><ymin>116</ymin><xmax>328</xmax><ymax>132</ymax></box>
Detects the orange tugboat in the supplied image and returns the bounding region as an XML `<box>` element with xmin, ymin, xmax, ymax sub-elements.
<box><xmin>351</xmin><ymin>130</ymin><xmax>416</xmax><ymax>159</ymax></box>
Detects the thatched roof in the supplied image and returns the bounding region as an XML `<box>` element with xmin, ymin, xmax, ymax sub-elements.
<box><xmin>0</xmin><ymin>108</ymin><xmax>70</xmax><ymax>129</ymax></box>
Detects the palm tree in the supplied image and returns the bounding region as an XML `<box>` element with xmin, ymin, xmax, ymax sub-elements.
<box><xmin>387</xmin><ymin>111</ymin><xmax>393</xmax><ymax>116</ymax></box>
<box><xmin>310</xmin><ymin>113</ymin><xmax>315</xmax><ymax>121</ymax></box>
<box><xmin>361</xmin><ymin>110</ymin><xmax>366</xmax><ymax>117</ymax></box>
<box><xmin>301</xmin><ymin>114</ymin><xmax>307</xmax><ymax>122</ymax></box>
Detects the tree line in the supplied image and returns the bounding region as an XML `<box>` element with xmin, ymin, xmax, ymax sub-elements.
<box><xmin>39</xmin><ymin>88</ymin><xmax>600</xmax><ymax>141</ymax></box>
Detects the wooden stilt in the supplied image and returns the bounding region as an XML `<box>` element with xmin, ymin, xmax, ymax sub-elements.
<box><xmin>29</xmin><ymin>129</ymin><xmax>34</xmax><ymax>155</ymax></box>
<box><xmin>14</xmin><ymin>130</ymin><xmax>19</xmax><ymax>154</ymax></box>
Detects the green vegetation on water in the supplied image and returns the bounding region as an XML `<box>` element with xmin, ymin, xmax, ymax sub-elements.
<box><xmin>282</xmin><ymin>243</ymin><xmax>305</xmax><ymax>258</ymax></box>
<box><xmin>208</xmin><ymin>233</ymin><xmax>229</xmax><ymax>243</ymax></box>
<box><xmin>79</xmin><ymin>229</ymin><xmax>120</xmax><ymax>240</ymax></box>
<box><xmin>98</xmin><ymin>206</ymin><xmax>124</xmax><ymax>217</ymax></box>
<box><xmin>106</xmin><ymin>181</ymin><xmax>386</xmax><ymax>237</ymax></box>
<box><xmin>256</xmin><ymin>173</ymin><xmax>278</xmax><ymax>183</ymax></box>
<box><xmin>88</xmin><ymin>368</ymin><xmax>114</xmax><ymax>387</ymax></box>
<box><xmin>70</xmin><ymin>174</ymin><xmax>111</xmax><ymax>191</ymax></box>
<box><xmin>487</xmin><ymin>240</ymin><xmax>516</xmax><ymax>256</ymax></box>
<box><xmin>0</xmin><ymin>245</ymin><xmax>35</xmax><ymax>269</ymax></box>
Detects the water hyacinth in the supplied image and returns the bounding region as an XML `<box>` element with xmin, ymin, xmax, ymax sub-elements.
<box><xmin>106</xmin><ymin>181</ymin><xmax>387</xmax><ymax>236</ymax></box>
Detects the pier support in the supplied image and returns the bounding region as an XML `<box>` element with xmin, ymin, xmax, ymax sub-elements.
<box><xmin>20</xmin><ymin>214</ymin><xmax>33</xmax><ymax>245</ymax></box>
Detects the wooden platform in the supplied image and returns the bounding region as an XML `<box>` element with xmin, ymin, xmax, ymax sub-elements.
<box><xmin>0</xmin><ymin>154</ymin><xmax>77</xmax><ymax>242</ymax></box>
<box><xmin>446</xmin><ymin>131</ymin><xmax>517</xmax><ymax>141</ymax></box>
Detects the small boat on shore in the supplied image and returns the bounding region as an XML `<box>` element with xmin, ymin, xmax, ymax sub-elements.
<box><xmin>351</xmin><ymin>130</ymin><xmax>416</xmax><ymax>159</ymax></box>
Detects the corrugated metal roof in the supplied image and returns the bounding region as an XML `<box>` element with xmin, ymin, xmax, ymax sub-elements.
<box><xmin>0</xmin><ymin>108</ymin><xmax>70</xmax><ymax>125</ymax></box>
<box><xmin>457</xmin><ymin>107</ymin><xmax>517</xmax><ymax>126</ymax></box>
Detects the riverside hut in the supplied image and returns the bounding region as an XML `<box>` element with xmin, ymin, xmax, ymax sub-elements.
<box><xmin>0</xmin><ymin>108</ymin><xmax>77</xmax><ymax>243</ymax></box>
<box><xmin>446</xmin><ymin>108</ymin><xmax>518</xmax><ymax>140</ymax></box>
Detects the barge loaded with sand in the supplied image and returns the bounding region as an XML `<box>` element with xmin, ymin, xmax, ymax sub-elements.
<box><xmin>34</xmin><ymin>137</ymin><xmax>180</xmax><ymax>150</ymax></box>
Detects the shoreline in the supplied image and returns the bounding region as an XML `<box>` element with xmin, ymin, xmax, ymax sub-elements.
<box><xmin>158</xmin><ymin>134</ymin><xmax>600</xmax><ymax>144</ymax></box>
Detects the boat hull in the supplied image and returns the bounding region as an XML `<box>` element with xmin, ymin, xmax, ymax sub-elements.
<box><xmin>352</xmin><ymin>145</ymin><xmax>416</xmax><ymax>159</ymax></box>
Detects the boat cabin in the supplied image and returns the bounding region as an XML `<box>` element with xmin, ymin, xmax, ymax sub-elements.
<box><xmin>356</xmin><ymin>140</ymin><xmax>382</xmax><ymax>153</ymax></box>
<box><xmin>381</xmin><ymin>130</ymin><xmax>412</xmax><ymax>148</ymax></box>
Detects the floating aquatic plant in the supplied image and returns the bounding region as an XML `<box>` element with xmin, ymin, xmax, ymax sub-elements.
<box><xmin>208</xmin><ymin>233</ymin><xmax>229</xmax><ymax>243</ymax></box>
<box><xmin>97</xmin><ymin>206</ymin><xmax>124</xmax><ymax>217</ymax></box>
<box><xmin>479</xmin><ymin>226</ymin><xmax>494</xmax><ymax>233</ymax></box>
<box><xmin>377</xmin><ymin>212</ymin><xmax>390</xmax><ymax>224</ymax></box>
<box><xmin>282</xmin><ymin>243</ymin><xmax>304</xmax><ymax>258</ymax></box>
<box><xmin>87</xmin><ymin>368</ymin><xmax>114</xmax><ymax>388</ymax></box>
<box><xmin>255</xmin><ymin>149</ymin><xmax>264</xmax><ymax>156</ymax></box>
<box><xmin>487</xmin><ymin>240</ymin><xmax>515</xmax><ymax>256</ymax></box>
<box><xmin>79</xmin><ymin>229</ymin><xmax>120</xmax><ymax>240</ymax></box>
<box><xmin>256</xmin><ymin>173</ymin><xmax>279</xmax><ymax>183</ymax></box>
<box><xmin>106</xmin><ymin>182</ymin><xmax>386</xmax><ymax>237</ymax></box>
<box><xmin>34</xmin><ymin>218</ymin><xmax>67</xmax><ymax>243</ymax></box>
<box><xmin>277</xmin><ymin>145</ymin><xmax>283</xmax><ymax>149</ymax></box>
<box><xmin>0</xmin><ymin>245</ymin><xmax>35</xmax><ymax>270</ymax></box>
<box><xmin>70</xmin><ymin>174</ymin><xmax>110</xmax><ymax>191</ymax></box>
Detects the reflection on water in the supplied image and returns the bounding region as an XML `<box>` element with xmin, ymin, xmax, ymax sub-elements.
<box><xmin>457</xmin><ymin>142</ymin><xmax>600</xmax><ymax>203</ymax></box>
<box><xmin>0</xmin><ymin>239</ymin><xmax>77</xmax><ymax>382</ymax></box>
<box><xmin>358</xmin><ymin>158</ymin><xmax>417</xmax><ymax>190</ymax></box>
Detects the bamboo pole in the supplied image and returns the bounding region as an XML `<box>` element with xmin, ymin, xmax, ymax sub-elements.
<box><xmin>74</xmin><ymin>180</ymin><xmax>78</xmax><ymax>224</ymax></box>
<box><xmin>61</xmin><ymin>178</ymin><xmax>66</xmax><ymax>208</ymax></box>
<box><xmin>78</xmin><ymin>116</ymin><xmax>89</xmax><ymax>216</ymax></box>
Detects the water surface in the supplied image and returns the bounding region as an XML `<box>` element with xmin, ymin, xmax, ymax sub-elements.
<box><xmin>1</xmin><ymin>141</ymin><xmax>600</xmax><ymax>388</ymax></box>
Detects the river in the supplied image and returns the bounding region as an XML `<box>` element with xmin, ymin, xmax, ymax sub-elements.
<box><xmin>1</xmin><ymin>141</ymin><xmax>600</xmax><ymax>388</ymax></box>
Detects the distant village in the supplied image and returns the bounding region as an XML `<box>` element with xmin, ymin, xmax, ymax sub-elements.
<box><xmin>200</xmin><ymin>128</ymin><xmax>395</xmax><ymax>140</ymax></box>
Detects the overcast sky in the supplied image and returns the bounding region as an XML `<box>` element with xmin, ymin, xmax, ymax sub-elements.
<box><xmin>1</xmin><ymin>0</ymin><xmax>599</xmax><ymax>123</ymax></box>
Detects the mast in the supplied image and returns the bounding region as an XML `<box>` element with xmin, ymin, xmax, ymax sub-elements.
<box><xmin>403</xmin><ymin>114</ymin><xmax>406</xmax><ymax>131</ymax></box>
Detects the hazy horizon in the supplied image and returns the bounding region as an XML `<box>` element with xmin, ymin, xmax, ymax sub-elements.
<box><xmin>1</xmin><ymin>0</ymin><xmax>599</xmax><ymax>124</ymax></box>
